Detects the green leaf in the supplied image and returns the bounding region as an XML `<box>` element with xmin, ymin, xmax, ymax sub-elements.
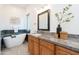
<box><xmin>66</xmin><ymin>18</ymin><xmax>69</xmax><ymax>20</ymax></box>
<box><xmin>68</xmin><ymin>13</ymin><xmax>72</xmax><ymax>15</ymax></box>
<box><xmin>71</xmin><ymin>16</ymin><xmax>74</xmax><ymax>18</ymax></box>
<box><xmin>55</xmin><ymin>13</ymin><xmax>60</xmax><ymax>21</ymax></box>
<box><xmin>55</xmin><ymin>13</ymin><xmax>58</xmax><ymax>17</ymax></box>
<box><xmin>64</xmin><ymin>7</ymin><xmax>69</xmax><ymax>11</ymax></box>
<box><xmin>68</xmin><ymin>4</ymin><xmax>72</xmax><ymax>7</ymax></box>
<box><xmin>66</xmin><ymin>7</ymin><xmax>69</xmax><ymax>10</ymax></box>
<box><xmin>65</xmin><ymin>20</ymin><xmax>70</xmax><ymax>22</ymax></box>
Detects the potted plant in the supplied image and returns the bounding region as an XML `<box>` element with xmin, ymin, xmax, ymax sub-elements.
<box><xmin>55</xmin><ymin>4</ymin><xmax>74</xmax><ymax>38</ymax></box>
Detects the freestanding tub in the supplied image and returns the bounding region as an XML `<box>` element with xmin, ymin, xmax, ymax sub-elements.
<box><xmin>3</xmin><ymin>34</ymin><xmax>26</xmax><ymax>48</ymax></box>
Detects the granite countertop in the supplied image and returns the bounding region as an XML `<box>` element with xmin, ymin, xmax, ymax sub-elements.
<box><xmin>30</xmin><ymin>33</ymin><xmax>79</xmax><ymax>52</ymax></box>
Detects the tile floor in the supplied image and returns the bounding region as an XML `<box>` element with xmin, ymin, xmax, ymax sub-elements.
<box><xmin>1</xmin><ymin>42</ymin><xmax>30</xmax><ymax>55</ymax></box>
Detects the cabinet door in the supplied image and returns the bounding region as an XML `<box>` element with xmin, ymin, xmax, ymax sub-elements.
<box><xmin>40</xmin><ymin>40</ymin><xmax>55</xmax><ymax>55</ymax></box>
<box><xmin>56</xmin><ymin>48</ymin><xmax>70</xmax><ymax>55</ymax></box>
<box><xmin>56</xmin><ymin>46</ymin><xmax>79</xmax><ymax>55</ymax></box>
<box><xmin>33</xmin><ymin>42</ymin><xmax>40</xmax><ymax>55</ymax></box>
<box><xmin>28</xmin><ymin>36</ymin><xmax>34</xmax><ymax>54</ymax></box>
<box><xmin>33</xmin><ymin>37</ymin><xmax>40</xmax><ymax>55</ymax></box>
<box><xmin>28</xmin><ymin>35</ymin><xmax>40</xmax><ymax>55</ymax></box>
<box><xmin>40</xmin><ymin>45</ymin><xmax>54</xmax><ymax>55</ymax></box>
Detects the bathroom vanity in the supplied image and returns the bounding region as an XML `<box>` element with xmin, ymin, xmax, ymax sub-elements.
<box><xmin>28</xmin><ymin>33</ymin><xmax>79</xmax><ymax>55</ymax></box>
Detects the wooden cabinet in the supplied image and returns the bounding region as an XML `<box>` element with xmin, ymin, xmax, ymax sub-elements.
<box><xmin>33</xmin><ymin>37</ymin><xmax>40</xmax><ymax>55</ymax></box>
<box><xmin>56</xmin><ymin>46</ymin><xmax>79</xmax><ymax>55</ymax></box>
<box><xmin>28</xmin><ymin>35</ymin><xmax>40</xmax><ymax>55</ymax></box>
<box><xmin>28</xmin><ymin>35</ymin><xmax>79</xmax><ymax>55</ymax></box>
<box><xmin>33</xmin><ymin>42</ymin><xmax>39</xmax><ymax>55</ymax></box>
<box><xmin>40</xmin><ymin>39</ymin><xmax>55</xmax><ymax>55</ymax></box>
<box><xmin>40</xmin><ymin>45</ymin><xmax>53</xmax><ymax>55</ymax></box>
<box><xmin>28</xmin><ymin>35</ymin><xmax>34</xmax><ymax>54</ymax></box>
<box><xmin>28</xmin><ymin>35</ymin><xmax>55</xmax><ymax>55</ymax></box>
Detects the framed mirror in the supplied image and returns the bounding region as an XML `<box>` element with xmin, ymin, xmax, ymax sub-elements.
<box><xmin>38</xmin><ymin>10</ymin><xmax>50</xmax><ymax>31</ymax></box>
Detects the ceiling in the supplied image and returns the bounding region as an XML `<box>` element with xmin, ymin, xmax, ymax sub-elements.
<box><xmin>0</xmin><ymin>4</ymin><xmax>48</xmax><ymax>10</ymax></box>
<box><xmin>11</xmin><ymin>4</ymin><xmax>29</xmax><ymax>9</ymax></box>
<box><xmin>10</xmin><ymin>4</ymin><xmax>47</xmax><ymax>9</ymax></box>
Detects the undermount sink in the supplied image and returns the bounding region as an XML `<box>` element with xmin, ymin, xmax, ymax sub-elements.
<box><xmin>31</xmin><ymin>33</ymin><xmax>42</xmax><ymax>37</ymax></box>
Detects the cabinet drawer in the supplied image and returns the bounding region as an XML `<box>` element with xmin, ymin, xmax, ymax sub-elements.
<box><xmin>56</xmin><ymin>46</ymin><xmax>79</xmax><ymax>55</ymax></box>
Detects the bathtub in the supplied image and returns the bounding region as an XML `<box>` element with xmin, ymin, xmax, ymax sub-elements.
<box><xmin>3</xmin><ymin>33</ymin><xmax>26</xmax><ymax>48</ymax></box>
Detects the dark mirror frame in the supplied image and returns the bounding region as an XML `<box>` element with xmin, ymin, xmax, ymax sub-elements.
<box><xmin>37</xmin><ymin>9</ymin><xmax>50</xmax><ymax>31</ymax></box>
